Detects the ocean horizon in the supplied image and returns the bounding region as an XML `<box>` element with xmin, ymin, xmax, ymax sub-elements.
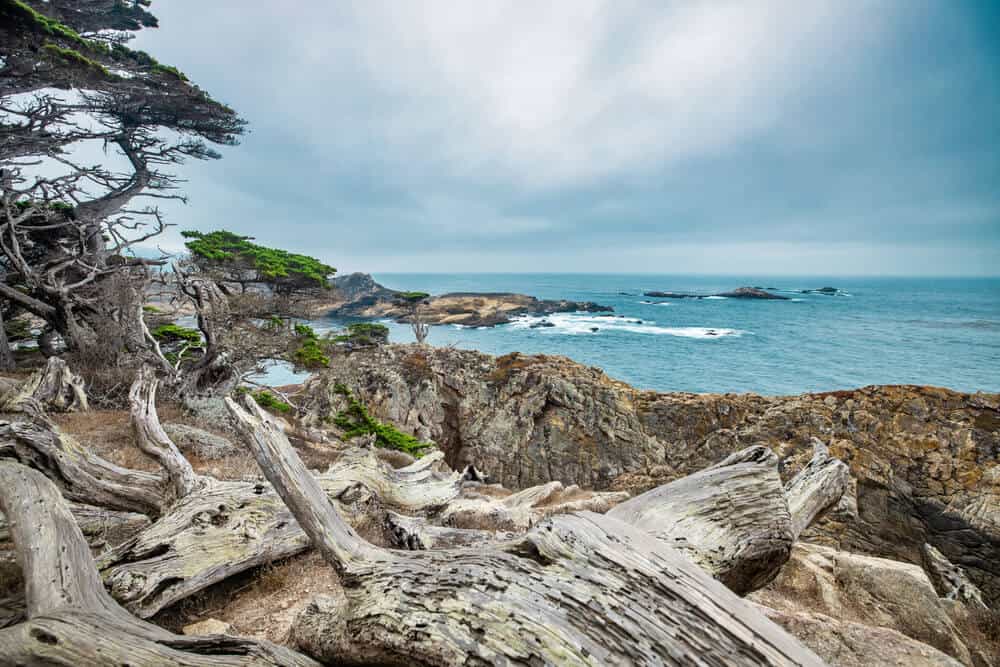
<box><xmin>298</xmin><ymin>273</ymin><xmax>1000</xmax><ymax>397</ymax></box>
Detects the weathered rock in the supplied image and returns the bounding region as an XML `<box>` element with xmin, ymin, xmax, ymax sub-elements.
<box><xmin>749</xmin><ymin>543</ymin><xmax>975</xmax><ymax>665</ymax></box>
<box><xmin>756</xmin><ymin>605</ymin><xmax>965</xmax><ymax>667</ymax></box>
<box><xmin>300</xmin><ymin>344</ymin><xmax>1000</xmax><ymax>606</ymax></box>
<box><xmin>163</xmin><ymin>423</ymin><xmax>239</xmax><ymax>459</ymax></box>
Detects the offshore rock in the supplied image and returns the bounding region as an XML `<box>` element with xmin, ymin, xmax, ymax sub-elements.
<box><xmin>300</xmin><ymin>344</ymin><xmax>1000</xmax><ymax>606</ymax></box>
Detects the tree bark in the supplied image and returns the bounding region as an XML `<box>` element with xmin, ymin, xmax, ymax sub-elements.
<box><xmin>783</xmin><ymin>438</ymin><xmax>851</xmax><ymax>541</ymax></box>
<box><xmin>606</xmin><ymin>445</ymin><xmax>795</xmax><ymax>595</ymax></box>
<box><xmin>0</xmin><ymin>460</ymin><xmax>321</xmax><ymax>666</ymax></box>
<box><xmin>0</xmin><ymin>308</ymin><xmax>14</xmax><ymax>372</ymax></box>
<box><xmin>129</xmin><ymin>365</ymin><xmax>202</xmax><ymax>500</ymax></box>
<box><xmin>0</xmin><ymin>357</ymin><xmax>88</xmax><ymax>414</ymax></box>
<box><xmin>226</xmin><ymin>396</ymin><xmax>825</xmax><ymax>667</ymax></box>
<box><xmin>0</xmin><ymin>416</ymin><xmax>165</xmax><ymax>516</ymax></box>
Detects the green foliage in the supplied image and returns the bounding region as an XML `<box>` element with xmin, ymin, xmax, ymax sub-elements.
<box><xmin>3</xmin><ymin>317</ymin><xmax>32</xmax><ymax>342</ymax></box>
<box><xmin>330</xmin><ymin>322</ymin><xmax>389</xmax><ymax>347</ymax></box>
<box><xmin>141</xmin><ymin>305</ymin><xmax>161</xmax><ymax>314</ymax></box>
<box><xmin>42</xmin><ymin>43</ymin><xmax>110</xmax><ymax>76</ymax></box>
<box><xmin>151</xmin><ymin>323</ymin><xmax>201</xmax><ymax>345</ymax></box>
<box><xmin>398</xmin><ymin>291</ymin><xmax>430</xmax><ymax>303</ymax></box>
<box><xmin>4</xmin><ymin>1</ymin><xmax>186</xmax><ymax>80</ymax></box>
<box><xmin>332</xmin><ymin>384</ymin><xmax>431</xmax><ymax>457</ymax></box>
<box><xmin>252</xmin><ymin>390</ymin><xmax>292</xmax><ymax>414</ymax></box>
<box><xmin>5</xmin><ymin>1</ymin><xmax>90</xmax><ymax>47</ymax></box>
<box><xmin>182</xmin><ymin>230</ymin><xmax>335</xmax><ymax>290</ymax></box>
<box><xmin>286</xmin><ymin>322</ymin><xmax>330</xmax><ymax>368</ymax></box>
<box><xmin>294</xmin><ymin>323</ymin><xmax>317</xmax><ymax>339</ymax></box>
<box><xmin>265</xmin><ymin>315</ymin><xmax>285</xmax><ymax>329</ymax></box>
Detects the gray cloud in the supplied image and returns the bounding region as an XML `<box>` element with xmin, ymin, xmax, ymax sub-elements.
<box><xmin>130</xmin><ymin>0</ymin><xmax>1000</xmax><ymax>275</ymax></box>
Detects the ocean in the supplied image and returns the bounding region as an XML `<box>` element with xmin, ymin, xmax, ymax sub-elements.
<box><xmin>296</xmin><ymin>274</ymin><xmax>1000</xmax><ymax>396</ymax></box>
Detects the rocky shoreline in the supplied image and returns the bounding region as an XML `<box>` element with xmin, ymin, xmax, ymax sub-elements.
<box><xmin>320</xmin><ymin>272</ymin><xmax>612</xmax><ymax>326</ymax></box>
<box><xmin>299</xmin><ymin>343</ymin><xmax>1000</xmax><ymax>618</ymax></box>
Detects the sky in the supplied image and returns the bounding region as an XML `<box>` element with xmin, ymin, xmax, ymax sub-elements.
<box><xmin>129</xmin><ymin>1</ymin><xmax>1000</xmax><ymax>275</ymax></box>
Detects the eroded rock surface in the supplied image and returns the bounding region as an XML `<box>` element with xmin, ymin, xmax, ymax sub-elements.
<box><xmin>749</xmin><ymin>543</ymin><xmax>975</xmax><ymax>665</ymax></box>
<box><xmin>300</xmin><ymin>344</ymin><xmax>1000</xmax><ymax>605</ymax></box>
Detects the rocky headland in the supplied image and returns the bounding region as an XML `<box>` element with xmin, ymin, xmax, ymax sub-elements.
<box><xmin>300</xmin><ymin>344</ymin><xmax>1000</xmax><ymax>621</ymax></box>
<box><xmin>322</xmin><ymin>272</ymin><xmax>612</xmax><ymax>326</ymax></box>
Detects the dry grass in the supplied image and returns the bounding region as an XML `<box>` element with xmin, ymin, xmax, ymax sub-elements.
<box><xmin>153</xmin><ymin>550</ymin><xmax>341</xmax><ymax>645</ymax></box>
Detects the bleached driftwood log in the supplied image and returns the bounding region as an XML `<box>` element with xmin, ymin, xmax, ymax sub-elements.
<box><xmin>784</xmin><ymin>437</ymin><xmax>850</xmax><ymax>540</ymax></box>
<box><xmin>0</xmin><ymin>502</ymin><xmax>149</xmax><ymax>550</ymax></box>
<box><xmin>129</xmin><ymin>365</ymin><xmax>204</xmax><ymax>500</ymax></box>
<box><xmin>0</xmin><ymin>417</ymin><xmax>165</xmax><ymax>515</ymax></box>
<box><xmin>0</xmin><ymin>356</ymin><xmax>88</xmax><ymax>414</ymax></box>
<box><xmin>0</xmin><ymin>461</ymin><xmax>320</xmax><ymax>666</ymax></box>
<box><xmin>606</xmin><ymin>445</ymin><xmax>794</xmax><ymax>595</ymax></box>
<box><xmin>227</xmin><ymin>395</ymin><xmax>825</xmax><ymax>666</ymax></box>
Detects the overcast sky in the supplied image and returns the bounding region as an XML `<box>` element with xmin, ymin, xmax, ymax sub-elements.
<box><xmin>131</xmin><ymin>1</ymin><xmax>1000</xmax><ymax>275</ymax></box>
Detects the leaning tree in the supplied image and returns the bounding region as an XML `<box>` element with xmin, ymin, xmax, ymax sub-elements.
<box><xmin>0</xmin><ymin>0</ymin><xmax>245</xmax><ymax>367</ymax></box>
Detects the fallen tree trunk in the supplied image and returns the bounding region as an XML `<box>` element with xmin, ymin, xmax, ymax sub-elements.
<box><xmin>0</xmin><ymin>417</ymin><xmax>165</xmax><ymax>515</ymax></box>
<box><xmin>0</xmin><ymin>357</ymin><xmax>88</xmax><ymax>415</ymax></box>
<box><xmin>0</xmin><ymin>460</ymin><xmax>321</xmax><ymax>666</ymax></box>
<box><xmin>1</xmin><ymin>502</ymin><xmax>150</xmax><ymax>551</ymax></box>
<box><xmin>606</xmin><ymin>444</ymin><xmax>795</xmax><ymax>595</ymax></box>
<box><xmin>783</xmin><ymin>438</ymin><xmax>850</xmax><ymax>540</ymax></box>
<box><xmin>227</xmin><ymin>395</ymin><xmax>825</xmax><ymax>666</ymax></box>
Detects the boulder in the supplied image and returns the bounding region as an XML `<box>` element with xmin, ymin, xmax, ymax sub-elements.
<box><xmin>163</xmin><ymin>423</ymin><xmax>238</xmax><ymax>459</ymax></box>
<box><xmin>749</xmin><ymin>543</ymin><xmax>974</xmax><ymax>665</ymax></box>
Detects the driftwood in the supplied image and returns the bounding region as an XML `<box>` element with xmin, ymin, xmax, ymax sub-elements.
<box><xmin>130</xmin><ymin>365</ymin><xmax>204</xmax><ymax>500</ymax></box>
<box><xmin>607</xmin><ymin>445</ymin><xmax>794</xmax><ymax>595</ymax></box>
<box><xmin>96</xmin><ymin>444</ymin><xmax>627</xmax><ymax>618</ymax></box>
<box><xmin>227</xmin><ymin>395</ymin><xmax>824</xmax><ymax>666</ymax></box>
<box><xmin>0</xmin><ymin>460</ymin><xmax>320</xmax><ymax>666</ymax></box>
<box><xmin>0</xmin><ymin>357</ymin><xmax>88</xmax><ymax>415</ymax></box>
<box><xmin>783</xmin><ymin>437</ymin><xmax>850</xmax><ymax>540</ymax></box>
<box><xmin>0</xmin><ymin>502</ymin><xmax>149</xmax><ymax>551</ymax></box>
<box><xmin>0</xmin><ymin>416</ymin><xmax>165</xmax><ymax>515</ymax></box>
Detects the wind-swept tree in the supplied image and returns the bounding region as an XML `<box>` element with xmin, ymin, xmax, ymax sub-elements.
<box><xmin>396</xmin><ymin>290</ymin><xmax>430</xmax><ymax>344</ymax></box>
<box><xmin>0</xmin><ymin>0</ymin><xmax>245</xmax><ymax>370</ymax></box>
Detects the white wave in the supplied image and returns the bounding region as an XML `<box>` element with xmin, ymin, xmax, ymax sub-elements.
<box><xmin>704</xmin><ymin>295</ymin><xmax>728</xmax><ymax>300</ymax></box>
<box><xmin>508</xmin><ymin>313</ymin><xmax>746</xmax><ymax>339</ymax></box>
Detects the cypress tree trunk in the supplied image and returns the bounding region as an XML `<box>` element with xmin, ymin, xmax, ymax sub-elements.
<box><xmin>0</xmin><ymin>307</ymin><xmax>15</xmax><ymax>371</ymax></box>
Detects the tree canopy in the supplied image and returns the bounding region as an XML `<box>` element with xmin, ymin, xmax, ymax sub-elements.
<box><xmin>182</xmin><ymin>230</ymin><xmax>335</xmax><ymax>293</ymax></box>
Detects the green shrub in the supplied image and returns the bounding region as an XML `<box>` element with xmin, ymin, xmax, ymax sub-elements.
<box><xmin>332</xmin><ymin>384</ymin><xmax>431</xmax><ymax>457</ymax></box>
<box><xmin>151</xmin><ymin>323</ymin><xmax>201</xmax><ymax>345</ymax></box>
<box><xmin>3</xmin><ymin>317</ymin><xmax>32</xmax><ymax>342</ymax></box>
<box><xmin>330</xmin><ymin>322</ymin><xmax>389</xmax><ymax>347</ymax></box>
<box><xmin>252</xmin><ymin>390</ymin><xmax>292</xmax><ymax>414</ymax></box>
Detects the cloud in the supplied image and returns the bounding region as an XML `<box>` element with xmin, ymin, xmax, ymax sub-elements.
<box><xmin>128</xmin><ymin>1</ymin><xmax>1000</xmax><ymax>275</ymax></box>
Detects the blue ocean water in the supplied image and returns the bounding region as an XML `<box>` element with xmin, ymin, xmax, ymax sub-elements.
<box><xmin>309</xmin><ymin>275</ymin><xmax>1000</xmax><ymax>396</ymax></box>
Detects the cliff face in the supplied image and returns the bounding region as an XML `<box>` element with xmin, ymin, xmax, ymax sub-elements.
<box><xmin>300</xmin><ymin>344</ymin><xmax>1000</xmax><ymax>606</ymax></box>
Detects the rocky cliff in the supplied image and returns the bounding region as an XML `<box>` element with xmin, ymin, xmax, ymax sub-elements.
<box><xmin>299</xmin><ymin>344</ymin><xmax>1000</xmax><ymax>608</ymax></box>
